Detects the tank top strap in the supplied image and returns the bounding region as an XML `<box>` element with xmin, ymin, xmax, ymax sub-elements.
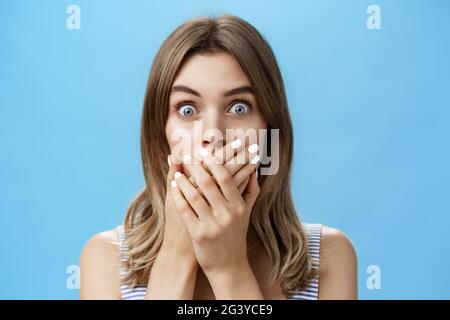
<box><xmin>302</xmin><ymin>223</ymin><xmax>322</xmax><ymax>269</ymax></box>
<box><xmin>116</xmin><ymin>225</ymin><xmax>148</xmax><ymax>299</ymax></box>
<box><xmin>288</xmin><ymin>223</ymin><xmax>322</xmax><ymax>300</ymax></box>
<box><xmin>116</xmin><ymin>225</ymin><xmax>128</xmax><ymax>288</ymax></box>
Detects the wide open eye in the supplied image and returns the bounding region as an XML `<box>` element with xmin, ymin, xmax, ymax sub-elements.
<box><xmin>175</xmin><ymin>101</ymin><xmax>198</xmax><ymax>118</ymax></box>
<box><xmin>228</xmin><ymin>100</ymin><xmax>251</xmax><ymax>116</ymax></box>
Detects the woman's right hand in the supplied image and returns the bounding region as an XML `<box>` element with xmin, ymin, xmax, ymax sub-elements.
<box><xmin>145</xmin><ymin>154</ymin><xmax>199</xmax><ymax>299</ymax></box>
<box><xmin>159</xmin><ymin>153</ymin><xmax>198</xmax><ymax>264</ymax></box>
<box><xmin>145</xmin><ymin>155</ymin><xmax>198</xmax><ymax>299</ymax></box>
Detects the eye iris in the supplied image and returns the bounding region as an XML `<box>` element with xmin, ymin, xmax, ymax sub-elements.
<box><xmin>182</xmin><ymin>106</ymin><xmax>193</xmax><ymax>116</ymax></box>
<box><xmin>235</xmin><ymin>104</ymin><xmax>246</xmax><ymax>114</ymax></box>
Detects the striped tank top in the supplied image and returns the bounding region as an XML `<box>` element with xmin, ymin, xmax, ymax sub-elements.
<box><xmin>117</xmin><ymin>223</ymin><xmax>322</xmax><ymax>300</ymax></box>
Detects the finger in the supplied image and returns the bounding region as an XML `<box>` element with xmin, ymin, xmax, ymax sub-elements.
<box><xmin>187</xmin><ymin>174</ymin><xmax>211</xmax><ymax>203</ymax></box>
<box><xmin>181</xmin><ymin>152</ymin><xmax>234</xmax><ymax>199</ymax></box>
<box><xmin>184</xmin><ymin>150</ymin><xmax>227</xmax><ymax>211</ymax></box>
<box><xmin>213</xmin><ymin>137</ymin><xmax>246</xmax><ymax>164</ymax></box>
<box><xmin>187</xmin><ymin>176</ymin><xmax>199</xmax><ymax>189</ymax></box>
<box><xmin>187</xmin><ymin>157</ymin><xmax>244</xmax><ymax>197</ymax></box>
<box><xmin>173</xmin><ymin>170</ymin><xmax>213</xmax><ymax>223</ymax></box>
<box><xmin>238</xmin><ymin>176</ymin><xmax>250</xmax><ymax>194</ymax></box>
<box><xmin>201</xmin><ymin>152</ymin><xmax>242</xmax><ymax>203</ymax></box>
<box><xmin>229</xmin><ymin>154</ymin><xmax>261</xmax><ymax>187</ymax></box>
<box><xmin>242</xmin><ymin>169</ymin><xmax>260</xmax><ymax>209</ymax></box>
<box><xmin>186</xmin><ymin>175</ymin><xmax>210</xmax><ymax>201</ymax></box>
<box><xmin>166</xmin><ymin>153</ymin><xmax>182</xmax><ymax>190</ymax></box>
<box><xmin>176</xmin><ymin>152</ymin><xmax>210</xmax><ymax>188</ymax></box>
<box><xmin>170</xmin><ymin>178</ymin><xmax>199</xmax><ymax>235</ymax></box>
<box><xmin>181</xmin><ymin>152</ymin><xmax>214</xmax><ymax>178</ymax></box>
<box><xmin>183</xmin><ymin>151</ymin><xmax>251</xmax><ymax>194</ymax></box>
<box><xmin>224</xmin><ymin>142</ymin><xmax>260</xmax><ymax>178</ymax></box>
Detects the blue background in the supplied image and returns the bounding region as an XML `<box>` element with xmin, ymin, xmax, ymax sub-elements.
<box><xmin>1</xmin><ymin>0</ymin><xmax>449</xmax><ymax>299</ymax></box>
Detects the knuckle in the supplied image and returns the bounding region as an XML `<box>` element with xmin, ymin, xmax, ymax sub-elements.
<box><xmin>180</xmin><ymin>203</ymin><xmax>190</xmax><ymax>213</ymax></box>
<box><xmin>192</xmin><ymin>230</ymin><xmax>205</xmax><ymax>242</ymax></box>
<box><xmin>190</xmin><ymin>193</ymin><xmax>202</xmax><ymax>204</ymax></box>
<box><xmin>188</xmin><ymin>176</ymin><xmax>197</xmax><ymax>185</ymax></box>
<box><xmin>220</xmin><ymin>174</ymin><xmax>233</xmax><ymax>185</ymax></box>
<box><xmin>199</xmin><ymin>176</ymin><xmax>214</xmax><ymax>188</ymax></box>
<box><xmin>220</xmin><ymin>216</ymin><xmax>233</xmax><ymax>228</ymax></box>
<box><xmin>235</xmin><ymin>204</ymin><xmax>247</xmax><ymax>216</ymax></box>
<box><xmin>208</xmin><ymin>225</ymin><xmax>220</xmax><ymax>238</ymax></box>
<box><xmin>194</xmin><ymin>230</ymin><xmax>213</xmax><ymax>242</ymax></box>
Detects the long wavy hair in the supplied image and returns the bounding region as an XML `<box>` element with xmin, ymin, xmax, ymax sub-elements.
<box><xmin>122</xmin><ymin>14</ymin><xmax>316</xmax><ymax>295</ymax></box>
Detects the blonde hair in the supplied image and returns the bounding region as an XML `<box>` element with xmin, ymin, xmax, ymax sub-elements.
<box><xmin>123</xmin><ymin>14</ymin><xmax>316</xmax><ymax>295</ymax></box>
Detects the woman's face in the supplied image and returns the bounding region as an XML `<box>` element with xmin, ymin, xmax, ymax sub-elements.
<box><xmin>165</xmin><ymin>51</ymin><xmax>268</xmax><ymax>161</ymax></box>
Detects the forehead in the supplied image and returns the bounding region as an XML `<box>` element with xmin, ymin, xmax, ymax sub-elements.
<box><xmin>172</xmin><ymin>52</ymin><xmax>251</xmax><ymax>91</ymax></box>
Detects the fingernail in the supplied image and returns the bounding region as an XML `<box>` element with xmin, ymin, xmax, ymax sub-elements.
<box><xmin>199</xmin><ymin>147</ymin><xmax>209</xmax><ymax>157</ymax></box>
<box><xmin>183</xmin><ymin>154</ymin><xmax>192</xmax><ymax>163</ymax></box>
<box><xmin>231</xmin><ymin>139</ymin><xmax>242</xmax><ymax>149</ymax></box>
<box><xmin>256</xmin><ymin>169</ymin><xmax>259</xmax><ymax>178</ymax></box>
<box><xmin>248</xmin><ymin>144</ymin><xmax>259</xmax><ymax>153</ymax></box>
<box><xmin>167</xmin><ymin>155</ymin><xmax>171</xmax><ymax>166</ymax></box>
<box><xmin>250</xmin><ymin>155</ymin><xmax>260</xmax><ymax>164</ymax></box>
<box><xmin>171</xmin><ymin>180</ymin><xmax>177</xmax><ymax>188</ymax></box>
<box><xmin>174</xmin><ymin>172</ymin><xmax>182</xmax><ymax>180</ymax></box>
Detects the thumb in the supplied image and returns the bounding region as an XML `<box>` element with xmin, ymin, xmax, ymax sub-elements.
<box><xmin>242</xmin><ymin>169</ymin><xmax>260</xmax><ymax>209</ymax></box>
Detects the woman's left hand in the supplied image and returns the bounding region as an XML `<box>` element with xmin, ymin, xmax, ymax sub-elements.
<box><xmin>170</xmin><ymin>151</ymin><xmax>261</xmax><ymax>276</ymax></box>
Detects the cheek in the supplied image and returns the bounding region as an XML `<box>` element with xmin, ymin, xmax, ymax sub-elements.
<box><xmin>254</xmin><ymin>109</ymin><xmax>268</xmax><ymax>128</ymax></box>
<box><xmin>165</xmin><ymin>118</ymin><xmax>181</xmax><ymax>149</ymax></box>
<box><xmin>246</xmin><ymin>113</ymin><xmax>268</xmax><ymax>145</ymax></box>
<box><xmin>165</xmin><ymin>121</ymin><xmax>173</xmax><ymax>148</ymax></box>
<box><xmin>165</xmin><ymin>117</ymin><xmax>195</xmax><ymax>152</ymax></box>
<box><xmin>234</xmin><ymin>113</ymin><xmax>267</xmax><ymax>132</ymax></box>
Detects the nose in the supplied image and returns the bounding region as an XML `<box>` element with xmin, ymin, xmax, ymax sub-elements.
<box><xmin>200</xmin><ymin>110</ymin><xmax>225</xmax><ymax>151</ymax></box>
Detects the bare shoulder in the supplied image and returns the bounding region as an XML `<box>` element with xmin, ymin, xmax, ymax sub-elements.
<box><xmin>317</xmin><ymin>225</ymin><xmax>358</xmax><ymax>299</ymax></box>
<box><xmin>79</xmin><ymin>227</ymin><xmax>122</xmax><ymax>299</ymax></box>
<box><xmin>320</xmin><ymin>225</ymin><xmax>357</xmax><ymax>263</ymax></box>
<box><xmin>81</xmin><ymin>228</ymin><xmax>120</xmax><ymax>255</ymax></box>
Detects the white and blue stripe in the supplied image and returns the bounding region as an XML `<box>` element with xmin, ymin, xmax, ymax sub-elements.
<box><xmin>117</xmin><ymin>223</ymin><xmax>322</xmax><ymax>300</ymax></box>
<box><xmin>287</xmin><ymin>223</ymin><xmax>322</xmax><ymax>300</ymax></box>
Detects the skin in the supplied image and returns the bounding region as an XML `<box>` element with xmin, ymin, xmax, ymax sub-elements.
<box><xmin>80</xmin><ymin>52</ymin><xmax>358</xmax><ymax>300</ymax></box>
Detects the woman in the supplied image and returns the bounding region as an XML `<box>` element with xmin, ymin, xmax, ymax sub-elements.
<box><xmin>80</xmin><ymin>14</ymin><xmax>357</xmax><ymax>300</ymax></box>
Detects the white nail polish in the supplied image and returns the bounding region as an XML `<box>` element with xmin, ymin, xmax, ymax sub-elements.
<box><xmin>167</xmin><ymin>155</ymin><xmax>171</xmax><ymax>166</ymax></box>
<box><xmin>248</xmin><ymin>144</ymin><xmax>259</xmax><ymax>153</ymax></box>
<box><xmin>183</xmin><ymin>154</ymin><xmax>192</xmax><ymax>163</ymax></box>
<box><xmin>199</xmin><ymin>148</ymin><xmax>209</xmax><ymax>157</ymax></box>
<box><xmin>250</xmin><ymin>155</ymin><xmax>260</xmax><ymax>164</ymax></box>
<box><xmin>174</xmin><ymin>172</ymin><xmax>182</xmax><ymax>179</ymax></box>
<box><xmin>171</xmin><ymin>180</ymin><xmax>177</xmax><ymax>188</ymax></box>
<box><xmin>231</xmin><ymin>139</ymin><xmax>242</xmax><ymax>149</ymax></box>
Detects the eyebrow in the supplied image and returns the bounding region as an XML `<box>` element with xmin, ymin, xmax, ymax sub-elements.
<box><xmin>171</xmin><ymin>85</ymin><xmax>255</xmax><ymax>97</ymax></box>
